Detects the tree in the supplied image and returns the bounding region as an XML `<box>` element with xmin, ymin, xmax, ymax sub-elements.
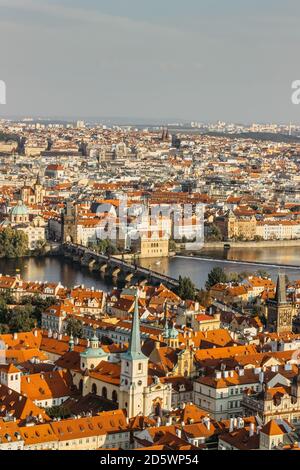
<box><xmin>89</xmin><ymin>239</ymin><xmax>119</xmax><ymax>256</ymax></box>
<box><xmin>34</xmin><ymin>239</ymin><xmax>47</xmax><ymax>256</ymax></box>
<box><xmin>0</xmin><ymin>227</ymin><xmax>29</xmax><ymax>258</ymax></box>
<box><xmin>169</xmin><ymin>239</ymin><xmax>177</xmax><ymax>252</ymax></box>
<box><xmin>255</xmin><ymin>269</ymin><xmax>269</xmax><ymax>279</ymax></box>
<box><xmin>20</xmin><ymin>295</ymin><xmax>58</xmax><ymax>324</ymax></box>
<box><xmin>206</xmin><ymin>224</ymin><xmax>223</xmax><ymax>241</ymax></box>
<box><xmin>46</xmin><ymin>404</ymin><xmax>70</xmax><ymax>419</ymax></box>
<box><xmin>0</xmin><ymin>295</ymin><xmax>9</xmax><ymax>324</ymax></box>
<box><xmin>8</xmin><ymin>305</ymin><xmax>35</xmax><ymax>332</ymax></box>
<box><xmin>196</xmin><ymin>289</ymin><xmax>212</xmax><ymax>308</ymax></box>
<box><xmin>226</xmin><ymin>271</ymin><xmax>240</xmax><ymax>283</ymax></box>
<box><xmin>177</xmin><ymin>276</ymin><xmax>196</xmax><ymax>300</ymax></box>
<box><xmin>205</xmin><ymin>267</ymin><xmax>227</xmax><ymax>290</ymax></box>
<box><xmin>0</xmin><ymin>323</ymin><xmax>9</xmax><ymax>334</ymax></box>
<box><xmin>65</xmin><ymin>317</ymin><xmax>83</xmax><ymax>338</ymax></box>
<box><xmin>238</xmin><ymin>271</ymin><xmax>252</xmax><ymax>281</ymax></box>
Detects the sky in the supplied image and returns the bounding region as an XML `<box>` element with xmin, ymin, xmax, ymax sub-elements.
<box><xmin>1</xmin><ymin>0</ymin><xmax>300</xmax><ymax>123</ymax></box>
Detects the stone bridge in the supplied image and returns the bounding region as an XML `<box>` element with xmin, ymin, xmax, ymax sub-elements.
<box><xmin>61</xmin><ymin>243</ymin><xmax>179</xmax><ymax>290</ymax></box>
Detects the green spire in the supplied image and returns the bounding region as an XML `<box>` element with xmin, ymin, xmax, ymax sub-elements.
<box><xmin>123</xmin><ymin>292</ymin><xmax>147</xmax><ymax>360</ymax></box>
<box><xmin>163</xmin><ymin>304</ymin><xmax>169</xmax><ymax>339</ymax></box>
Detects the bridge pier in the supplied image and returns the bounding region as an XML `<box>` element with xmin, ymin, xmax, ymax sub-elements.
<box><xmin>61</xmin><ymin>243</ymin><xmax>180</xmax><ymax>292</ymax></box>
<box><xmin>99</xmin><ymin>263</ymin><xmax>108</xmax><ymax>273</ymax></box>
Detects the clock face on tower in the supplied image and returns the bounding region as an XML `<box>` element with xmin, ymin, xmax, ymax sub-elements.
<box><xmin>279</xmin><ymin>309</ymin><xmax>291</xmax><ymax>326</ymax></box>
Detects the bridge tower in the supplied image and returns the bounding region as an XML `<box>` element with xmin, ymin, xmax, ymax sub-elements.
<box><xmin>62</xmin><ymin>200</ymin><xmax>78</xmax><ymax>243</ymax></box>
<box><xmin>267</xmin><ymin>273</ymin><xmax>293</xmax><ymax>334</ymax></box>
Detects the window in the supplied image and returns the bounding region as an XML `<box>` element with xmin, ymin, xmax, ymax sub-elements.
<box><xmin>138</xmin><ymin>363</ymin><xmax>143</xmax><ymax>372</ymax></box>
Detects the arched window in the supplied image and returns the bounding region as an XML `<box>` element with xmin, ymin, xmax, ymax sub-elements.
<box><xmin>112</xmin><ymin>390</ymin><xmax>118</xmax><ymax>403</ymax></box>
<box><xmin>102</xmin><ymin>387</ymin><xmax>107</xmax><ymax>399</ymax></box>
<box><xmin>78</xmin><ymin>379</ymin><xmax>83</xmax><ymax>394</ymax></box>
<box><xmin>91</xmin><ymin>383</ymin><xmax>97</xmax><ymax>395</ymax></box>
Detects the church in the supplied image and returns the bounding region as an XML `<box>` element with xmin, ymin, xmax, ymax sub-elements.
<box><xmin>20</xmin><ymin>174</ymin><xmax>45</xmax><ymax>205</ymax></box>
<box><xmin>69</xmin><ymin>294</ymin><xmax>172</xmax><ymax>418</ymax></box>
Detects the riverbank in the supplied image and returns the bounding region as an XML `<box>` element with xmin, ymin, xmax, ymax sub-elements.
<box><xmin>1</xmin><ymin>247</ymin><xmax>300</xmax><ymax>292</ymax></box>
<box><xmin>203</xmin><ymin>240</ymin><xmax>300</xmax><ymax>248</ymax></box>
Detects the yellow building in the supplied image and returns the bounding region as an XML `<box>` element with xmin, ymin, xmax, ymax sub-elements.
<box><xmin>133</xmin><ymin>231</ymin><xmax>169</xmax><ymax>258</ymax></box>
<box><xmin>227</xmin><ymin>211</ymin><xmax>257</xmax><ymax>240</ymax></box>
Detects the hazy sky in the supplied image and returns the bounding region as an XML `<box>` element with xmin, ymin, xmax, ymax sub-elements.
<box><xmin>1</xmin><ymin>0</ymin><xmax>300</xmax><ymax>123</ymax></box>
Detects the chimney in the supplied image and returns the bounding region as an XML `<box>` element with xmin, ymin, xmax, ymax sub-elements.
<box><xmin>205</xmin><ymin>417</ymin><xmax>211</xmax><ymax>431</ymax></box>
<box><xmin>166</xmin><ymin>417</ymin><xmax>172</xmax><ymax>426</ymax></box>
<box><xmin>34</xmin><ymin>330</ymin><xmax>38</xmax><ymax>337</ymax></box>
<box><xmin>13</xmin><ymin>332</ymin><xmax>18</xmax><ymax>340</ymax></box>
<box><xmin>229</xmin><ymin>418</ymin><xmax>234</xmax><ymax>432</ymax></box>
<box><xmin>249</xmin><ymin>422</ymin><xmax>255</xmax><ymax>437</ymax></box>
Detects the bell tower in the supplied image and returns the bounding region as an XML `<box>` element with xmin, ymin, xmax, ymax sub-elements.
<box><xmin>120</xmin><ymin>293</ymin><xmax>149</xmax><ymax>418</ymax></box>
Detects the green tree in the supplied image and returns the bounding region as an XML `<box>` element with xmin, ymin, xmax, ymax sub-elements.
<box><xmin>169</xmin><ymin>239</ymin><xmax>177</xmax><ymax>252</ymax></box>
<box><xmin>0</xmin><ymin>323</ymin><xmax>9</xmax><ymax>334</ymax></box>
<box><xmin>196</xmin><ymin>289</ymin><xmax>212</xmax><ymax>308</ymax></box>
<box><xmin>205</xmin><ymin>267</ymin><xmax>227</xmax><ymax>290</ymax></box>
<box><xmin>46</xmin><ymin>404</ymin><xmax>70</xmax><ymax>419</ymax></box>
<box><xmin>89</xmin><ymin>239</ymin><xmax>119</xmax><ymax>256</ymax></box>
<box><xmin>255</xmin><ymin>269</ymin><xmax>269</xmax><ymax>279</ymax></box>
<box><xmin>0</xmin><ymin>227</ymin><xmax>29</xmax><ymax>258</ymax></box>
<box><xmin>0</xmin><ymin>295</ymin><xmax>9</xmax><ymax>324</ymax></box>
<box><xmin>207</xmin><ymin>224</ymin><xmax>223</xmax><ymax>241</ymax></box>
<box><xmin>177</xmin><ymin>276</ymin><xmax>196</xmax><ymax>300</ymax></box>
<box><xmin>8</xmin><ymin>305</ymin><xmax>35</xmax><ymax>332</ymax></box>
<box><xmin>65</xmin><ymin>317</ymin><xmax>83</xmax><ymax>338</ymax></box>
<box><xmin>34</xmin><ymin>239</ymin><xmax>47</xmax><ymax>256</ymax></box>
<box><xmin>20</xmin><ymin>295</ymin><xmax>58</xmax><ymax>325</ymax></box>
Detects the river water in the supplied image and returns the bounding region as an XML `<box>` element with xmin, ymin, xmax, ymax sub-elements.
<box><xmin>0</xmin><ymin>246</ymin><xmax>300</xmax><ymax>291</ymax></box>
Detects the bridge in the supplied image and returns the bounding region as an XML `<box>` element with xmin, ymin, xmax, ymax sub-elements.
<box><xmin>61</xmin><ymin>243</ymin><xmax>179</xmax><ymax>290</ymax></box>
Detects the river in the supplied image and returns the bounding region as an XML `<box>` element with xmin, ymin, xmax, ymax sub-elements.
<box><xmin>0</xmin><ymin>246</ymin><xmax>300</xmax><ymax>291</ymax></box>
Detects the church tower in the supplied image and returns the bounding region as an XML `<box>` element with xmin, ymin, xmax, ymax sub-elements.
<box><xmin>120</xmin><ymin>293</ymin><xmax>149</xmax><ymax>418</ymax></box>
<box><xmin>267</xmin><ymin>274</ymin><xmax>293</xmax><ymax>334</ymax></box>
<box><xmin>33</xmin><ymin>173</ymin><xmax>45</xmax><ymax>204</ymax></box>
